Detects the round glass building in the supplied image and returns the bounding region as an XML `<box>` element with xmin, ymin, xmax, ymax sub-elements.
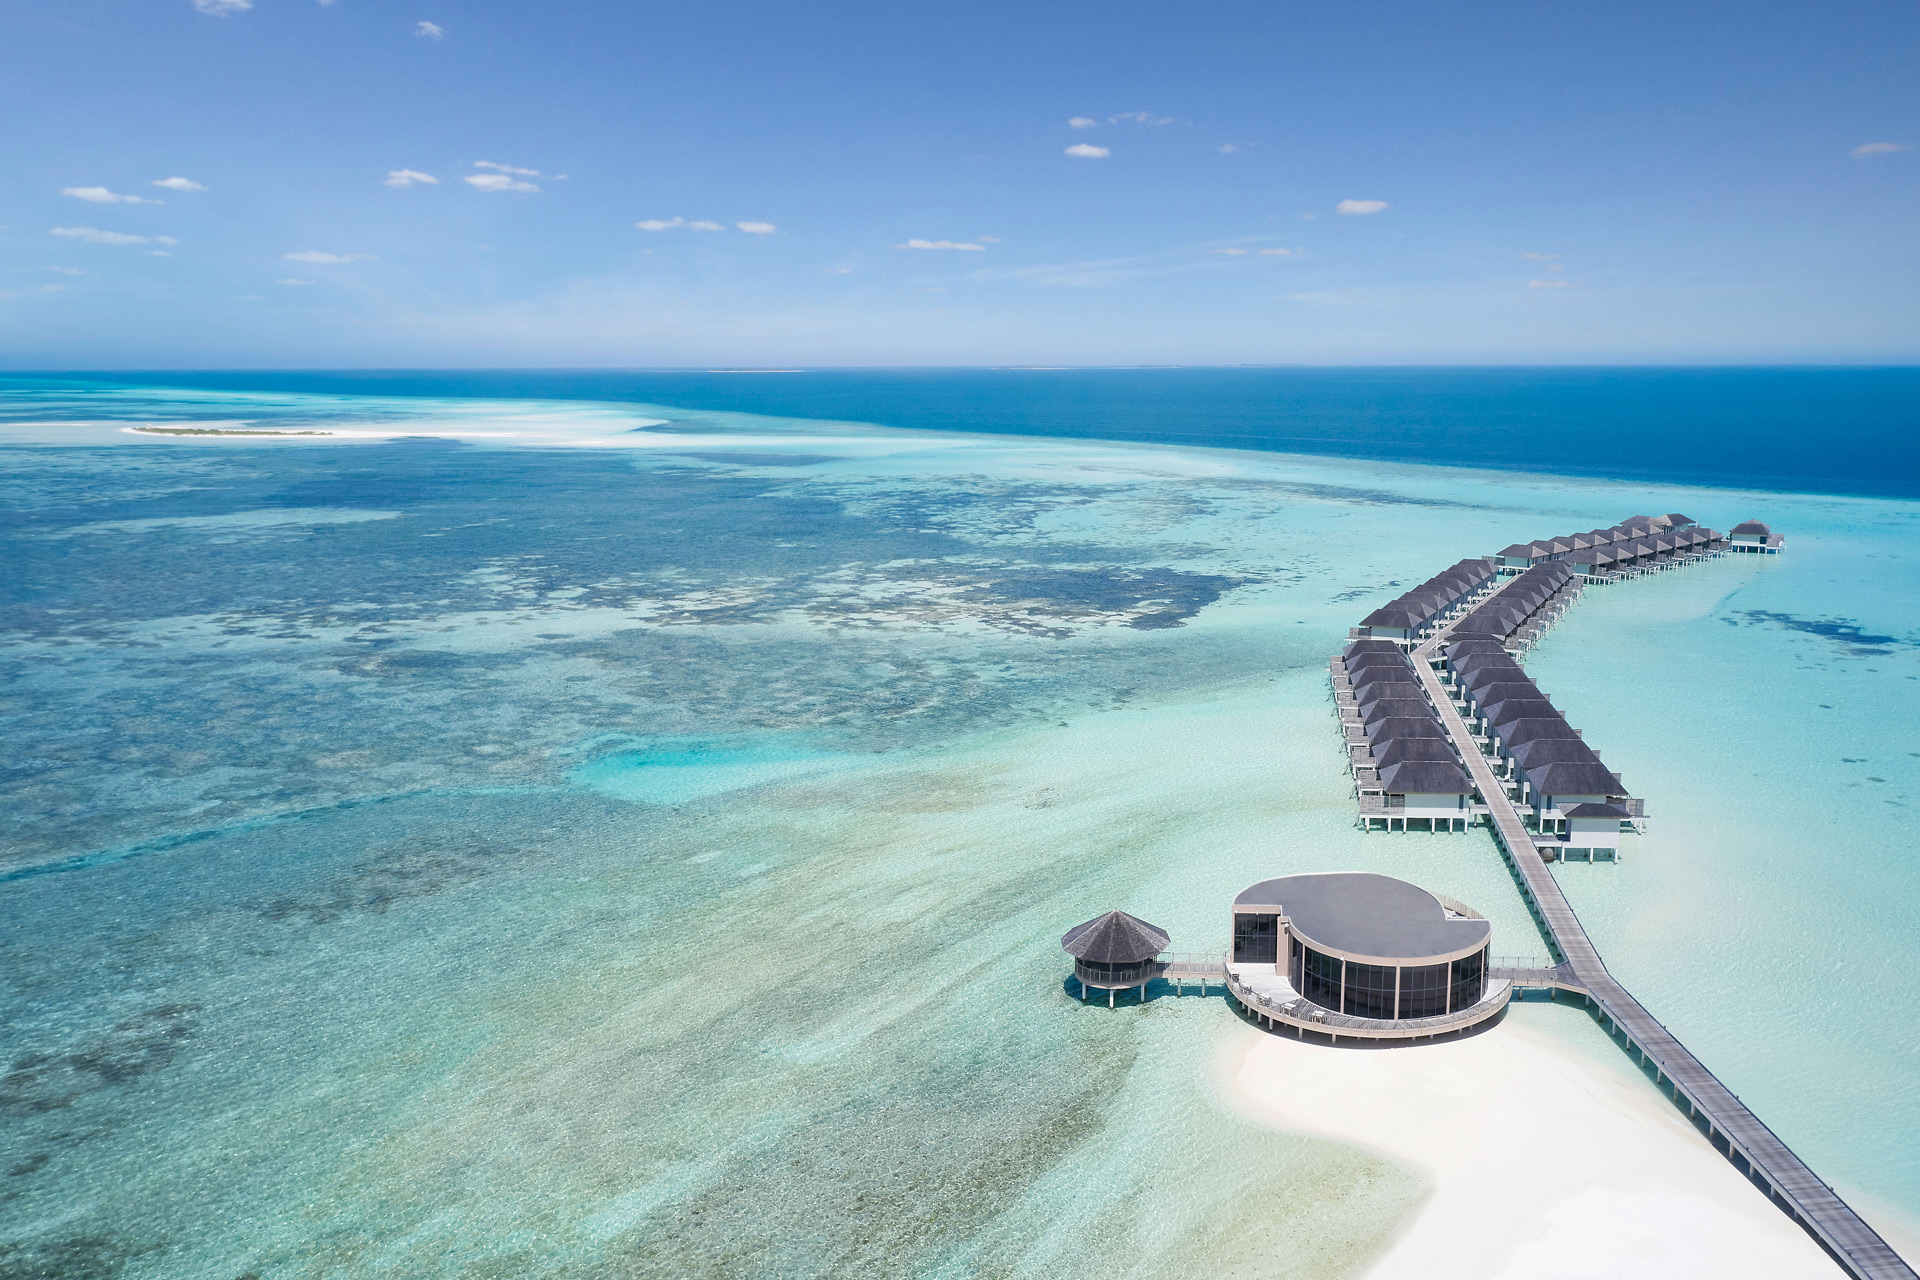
<box><xmin>1226</xmin><ymin>872</ymin><xmax>1509</xmax><ymax>1042</ymax></box>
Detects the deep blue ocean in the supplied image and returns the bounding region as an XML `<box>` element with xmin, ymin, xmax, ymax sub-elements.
<box><xmin>44</xmin><ymin>365</ymin><xmax>1920</xmax><ymax>499</ymax></box>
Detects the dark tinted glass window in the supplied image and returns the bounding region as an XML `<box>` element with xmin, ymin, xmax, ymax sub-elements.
<box><xmin>1343</xmin><ymin>962</ymin><xmax>1397</xmax><ymax>1019</ymax></box>
<box><xmin>1301</xmin><ymin>945</ymin><xmax>1343</xmax><ymax>1011</ymax></box>
<box><xmin>1288</xmin><ymin>935</ymin><xmax>1303</xmax><ymax>988</ymax></box>
<box><xmin>1399</xmin><ymin>963</ymin><xmax>1450</xmax><ymax>1019</ymax></box>
<box><xmin>1234</xmin><ymin>913</ymin><xmax>1279</xmax><ymax>964</ymax></box>
<box><xmin>1449</xmin><ymin>947</ymin><xmax>1486</xmax><ymax>1012</ymax></box>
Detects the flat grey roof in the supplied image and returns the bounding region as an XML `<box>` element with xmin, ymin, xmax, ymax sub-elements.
<box><xmin>1233</xmin><ymin>872</ymin><xmax>1490</xmax><ymax>961</ymax></box>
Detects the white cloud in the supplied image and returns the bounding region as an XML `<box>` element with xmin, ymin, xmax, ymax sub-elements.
<box><xmin>736</xmin><ymin>221</ymin><xmax>777</xmax><ymax>234</ymax></box>
<box><xmin>1521</xmin><ymin>252</ymin><xmax>1558</xmax><ymax>260</ymax></box>
<box><xmin>1258</xmin><ymin>248</ymin><xmax>1293</xmax><ymax>256</ymax></box>
<box><xmin>44</xmin><ymin>266</ymin><xmax>85</xmax><ymax>275</ymax></box>
<box><xmin>1068</xmin><ymin>116</ymin><xmax>1097</xmax><ymax>129</ymax></box>
<box><xmin>1064</xmin><ymin>143</ymin><xmax>1110</xmax><ymax>158</ymax></box>
<box><xmin>632</xmin><ymin>216</ymin><xmax>730</xmax><ymax>232</ymax></box>
<box><xmin>1212</xmin><ymin>248</ymin><xmax>1249</xmax><ymax>255</ymax></box>
<box><xmin>1336</xmin><ymin>199</ymin><xmax>1388</xmax><ymax>215</ymax></box>
<box><xmin>49</xmin><ymin>227</ymin><xmax>151</xmax><ymax>245</ymax></box>
<box><xmin>152</xmin><ymin>177</ymin><xmax>207</xmax><ymax>192</ymax></box>
<box><xmin>977</xmin><ymin>235</ymin><xmax>1002</xmax><ymax>243</ymax></box>
<box><xmin>39</xmin><ymin>283</ymin><xmax>66</xmax><ymax>293</ymax></box>
<box><xmin>466</xmin><ymin>173</ymin><xmax>537</xmax><ymax>193</ymax></box>
<box><xmin>1528</xmin><ymin>279</ymin><xmax>1576</xmax><ymax>288</ymax></box>
<box><xmin>155</xmin><ymin>235</ymin><xmax>178</xmax><ymax>245</ymax></box>
<box><xmin>416</xmin><ymin>20</ymin><xmax>445</xmax><ymax>37</ymax></box>
<box><xmin>895</xmin><ymin>238</ymin><xmax>987</xmax><ymax>251</ymax></box>
<box><xmin>386</xmin><ymin>169</ymin><xmax>438</xmax><ymax>187</ymax></box>
<box><xmin>1110</xmin><ymin>112</ymin><xmax>1172</xmax><ymax>125</ymax></box>
<box><xmin>1851</xmin><ymin>142</ymin><xmax>1912</xmax><ymax>157</ymax></box>
<box><xmin>1217</xmin><ymin>143</ymin><xmax>1240</xmax><ymax>154</ymax></box>
<box><xmin>283</xmin><ymin>250</ymin><xmax>373</xmax><ymax>263</ymax></box>
<box><xmin>193</xmin><ymin>0</ymin><xmax>252</xmax><ymax>14</ymax></box>
<box><xmin>474</xmin><ymin>160</ymin><xmax>539</xmax><ymax>175</ymax></box>
<box><xmin>63</xmin><ymin>186</ymin><xmax>161</xmax><ymax>205</ymax></box>
<box><xmin>278</xmin><ymin>278</ymin><xmax>314</xmax><ymax>286</ymax></box>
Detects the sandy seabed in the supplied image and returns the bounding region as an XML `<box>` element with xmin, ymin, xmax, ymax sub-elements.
<box><xmin>1220</xmin><ymin>1004</ymin><xmax>1843</xmax><ymax>1279</ymax></box>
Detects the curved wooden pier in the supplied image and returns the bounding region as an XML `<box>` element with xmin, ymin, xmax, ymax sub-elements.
<box><xmin>1408</xmin><ymin>626</ymin><xmax>1916</xmax><ymax>1280</ymax></box>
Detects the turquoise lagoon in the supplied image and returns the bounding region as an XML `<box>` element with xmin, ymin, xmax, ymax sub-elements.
<box><xmin>1</xmin><ymin>380</ymin><xmax>1917</xmax><ymax>1276</ymax></box>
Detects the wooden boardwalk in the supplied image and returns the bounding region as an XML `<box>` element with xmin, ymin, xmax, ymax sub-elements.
<box><xmin>1409</xmin><ymin>629</ymin><xmax>1916</xmax><ymax>1280</ymax></box>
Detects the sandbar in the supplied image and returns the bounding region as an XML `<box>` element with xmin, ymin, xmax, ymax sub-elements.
<box><xmin>1220</xmin><ymin>1005</ymin><xmax>1843</xmax><ymax>1278</ymax></box>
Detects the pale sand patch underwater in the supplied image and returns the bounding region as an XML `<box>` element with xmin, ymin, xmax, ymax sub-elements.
<box><xmin>1221</xmin><ymin>1003</ymin><xmax>1837</xmax><ymax>1279</ymax></box>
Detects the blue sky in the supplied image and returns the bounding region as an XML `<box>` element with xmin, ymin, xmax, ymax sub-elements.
<box><xmin>3</xmin><ymin>0</ymin><xmax>1916</xmax><ymax>366</ymax></box>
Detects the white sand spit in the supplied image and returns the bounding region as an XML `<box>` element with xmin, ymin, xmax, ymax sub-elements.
<box><xmin>1220</xmin><ymin>1010</ymin><xmax>1839</xmax><ymax>1279</ymax></box>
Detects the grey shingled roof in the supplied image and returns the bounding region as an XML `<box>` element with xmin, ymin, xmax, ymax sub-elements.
<box><xmin>1361</xmin><ymin>698</ymin><xmax>1435</xmax><ymax>724</ymax></box>
<box><xmin>1525</xmin><ymin>760</ymin><xmax>1625</xmax><ymax>795</ymax></box>
<box><xmin>1378</xmin><ymin>759</ymin><xmax>1474</xmax><ymax>794</ymax></box>
<box><xmin>1469</xmin><ymin>683</ymin><xmax>1544</xmax><ymax>709</ymax></box>
<box><xmin>1445</xmin><ymin>638</ymin><xmax>1511</xmax><ymax>656</ymax></box>
<box><xmin>1483</xmin><ymin>698</ymin><xmax>1561</xmax><ymax>726</ymax></box>
<box><xmin>1061</xmin><ymin>910</ymin><xmax>1171</xmax><ymax>963</ymax></box>
<box><xmin>1562</xmin><ymin>802</ymin><xmax>1630</xmax><ymax>819</ymax></box>
<box><xmin>1498</xmin><ymin>718</ymin><xmax>1586</xmax><ymax>745</ymax></box>
<box><xmin>1360</xmin><ymin>604</ymin><xmax>1426</xmax><ymax>629</ymax></box>
<box><xmin>1460</xmin><ymin>668</ymin><xmax>1527</xmax><ymax>694</ymax></box>
<box><xmin>1372</xmin><ymin>737</ymin><xmax>1459</xmax><ymax>765</ymax></box>
<box><xmin>1353</xmin><ymin>683</ymin><xmax>1422</xmax><ymax>708</ymax></box>
<box><xmin>1364</xmin><ymin>717</ymin><xmax>1447</xmax><ymax>743</ymax></box>
<box><xmin>1506</xmin><ymin>737</ymin><xmax>1601</xmax><ymax>769</ymax></box>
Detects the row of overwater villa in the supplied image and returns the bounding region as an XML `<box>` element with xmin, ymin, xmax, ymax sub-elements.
<box><xmin>1496</xmin><ymin>512</ymin><xmax>1730</xmax><ymax>581</ymax></box>
<box><xmin>1052</xmin><ymin>508</ymin><xmax>1920</xmax><ymax>1280</ymax></box>
<box><xmin>1329</xmin><ymin>513</ymin><xmax>1783</xmax><ymax>858</ymax></box>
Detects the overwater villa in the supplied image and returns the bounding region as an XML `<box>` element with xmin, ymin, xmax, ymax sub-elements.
<box><xmin>1354</xmin><ymin>558</ymin><xmax>1500</xmax><ymax>646</ymax></box>
<box><xmin>1729</xmin><ymin>519</ymin><xmax>1786</xmax><ymax>553</ymax></box>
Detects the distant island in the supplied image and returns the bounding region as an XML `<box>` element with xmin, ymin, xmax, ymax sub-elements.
<box><xmin>128</xmin><ymin>426</ymin><xmax>333</xmax><ymax>436</ymax></box>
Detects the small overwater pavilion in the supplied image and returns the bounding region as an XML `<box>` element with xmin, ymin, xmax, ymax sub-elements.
<box><xmin>1061</xmin><ymin>910</ymin><xmax>1170</xmax><ymax>1007</ymax></box>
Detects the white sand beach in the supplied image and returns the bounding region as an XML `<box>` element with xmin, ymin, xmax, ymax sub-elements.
<box><xmin>1220</xmin><ymin>1006</ymin><xmax>1845</xmax><ymax>1279</ymax></box>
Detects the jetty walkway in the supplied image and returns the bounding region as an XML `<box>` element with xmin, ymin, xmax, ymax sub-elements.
<box><xmin>1408</xmin><ymin>594</ymin><xmax>1916</xmax><ymax>1280</ymax></box>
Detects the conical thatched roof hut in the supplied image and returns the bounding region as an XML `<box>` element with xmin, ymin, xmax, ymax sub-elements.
<box><xmin>1061</xmin><ymin>910</ymin><xmax>1170</xmax><ymax>1003</ymax></box>
<box><xmin>1061</xmin><ymin>910</ymin><xmax>1170</xmax><ymax>964</ymax></box>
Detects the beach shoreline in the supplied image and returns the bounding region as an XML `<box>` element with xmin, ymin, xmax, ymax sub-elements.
<box><xmin>1215</xmin><ymin>1002</ymin><xmax>1854</xmax><ymax>1279</ymax></box>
